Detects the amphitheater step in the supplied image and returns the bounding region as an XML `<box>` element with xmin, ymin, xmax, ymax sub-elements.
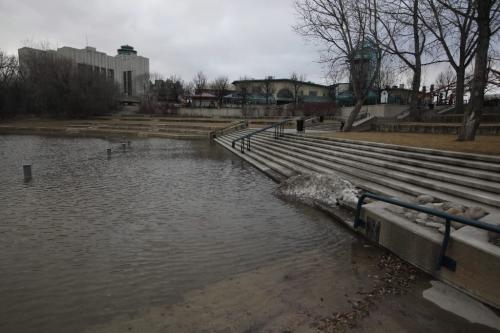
<box><xmin>217</xmin><ymin>129</ymin><xmax>500</xmax><ymax>213</ymax></box>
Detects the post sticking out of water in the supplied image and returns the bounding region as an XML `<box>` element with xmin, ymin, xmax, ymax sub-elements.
<box><xmin>122</xmin><ymin>143</ymin><xmax>127</xmax><ymax>151</ymax></box>
<box><xmin>127</xmin><ymin>141</ymin><xmax>131</xmax><ymax>147</ymax></box>
<box><xmin>107</xmin><ymin>148</ymin><xmax>112</xmax><ymax>158</ymax></box>
<box><xmin>23</xmin><ymin>164</ymin><xmax>32</xmax><ymax>182</ymax></box>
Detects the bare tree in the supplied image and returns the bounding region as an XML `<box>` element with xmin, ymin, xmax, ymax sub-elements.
<box><xmin>419</xmin><ymin>0</ymin><xmax>478</xmax><ymax>121</ymax></box>
<box><xmin>0</xmin><ymin>51</ymin><xmax>21</xmax><ymax>119</ymax></box>
<box><xmin>435</xmin><ymin>67</ymin><xmax>456</xmax><ymax>104</ymax></box>
<box><xmin>263</xmin><ymin>76</ymin><xmax>275</xmax><ymax>104</ymax></box>
<box><xmin>295</xmin><ymin>0</ymin><xmax>383</xmax><ymax>131</ymax></box>
<box><xmin>376</xmin><ymin>58</ymin><xmax>399</xmax><ymax>90</ymax></box>
<box><xmin>290</xmin><ymin>72</ymin><xmax>306</xmax><ymax>104</ymax></box>
<box><xmin>460</xmin><ymin>0</ymin><xmax>500</xmax><ymax>140</ymax></box>
<box><xmin>192</xmin><ymin>71</ymin><xmax>207</xmax><ymax>94</ymax></box>
<box><xmin>212</xmin><ymin>76</ymin><xmax>229</xmax><ymax>107</ymax></box>
<box><xmin>376</xmin><ymin>0</ymin><xmax>439</xmax><ymax>120</ymax></box>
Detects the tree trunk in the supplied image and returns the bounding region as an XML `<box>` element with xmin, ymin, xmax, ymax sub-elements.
<box><xmin>454</xmin><ymin>68</ymin><xmax>466</xmax><ymax>121</ymax></box>
<box><xmin>409</xmin><ymin>0</ymin><xmax>421</xmax><ymax>121</ymax></box>
<box><xmin>409</xmin><ymin>66</ymin><xmax>421</xmax><ymax>121</ymax></box>
<box><xmin>343</xmin><ymin>99</ymin><xmax>364</xmax><ymax>132</ymax></box>
<box><xmin>459</xmin><ymin>0</ymin><xmax>492</xmax><ymax>141</ymax></box>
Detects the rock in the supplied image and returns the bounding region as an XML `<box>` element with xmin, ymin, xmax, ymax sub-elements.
<box><xmin>404</xmin><ymin>212</ymin><xmax>416</xmax><ymax>220</ymax></box>
<box><xmin>438</xmin><ymin>225</ymin><xmax>457</xmax><ymax>234</ymax></box>
<box><xmin>387</xmin><ymin>205</ymin><xmax>405</xmax><ymax>214</ymax></box>
<box><xmin>442</xmin><ymin>202</ymin><xmax>466</xmax><ymax>212</ymax></box>
<box><xmin>415</xmin><ymin>218</ymin><xmax>427</xmax><ymax>225</ymax></box>
<box><xmin>432</xmin><ymin>202</ymin><xmax>444</xmax><ymax>209</ymax></box>
<box><xmin>417</xmin><ymin>212</ymin><xmax>429</xmax><ymax>220</ymax></box>
<box><xmin>451</xmin><ymin>221</ymin><xmax>464</xmax><ymax>230</ymax></box>
<box><xmin>423</xmin><ymin>203</ymin><xmax>436</xmax><ymax>210</ymax></box>
<box><xmin>425</xmin><ymin>222</ymin><xmax>442</xmax><ymax>228</ymax></box>
<box><xmin>465</xmin><ymin>207</ymin><xmax>487</xmax><ymax>220</ymax></box>
<box><xmin>446</xmin><ymin>207</ymin><xmax>463</xmax><ymax>216</ymax></box>
<box><xmin>431</xmin><ymin>216</ymin><xmax>446</xmax><ymax>224</ymax></box>
<box><xmin>416</xmin><ymin>195</ymin><xmax>434</xmax><ymax>204</ymax></box>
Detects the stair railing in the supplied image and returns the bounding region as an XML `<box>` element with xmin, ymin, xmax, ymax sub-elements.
<box><xmin>209</xmin><ymin>120</ymin><xmax>248</xmax><ymax>141</ymax></box>
<box><xmin>231</xmin><ymin>118</ymin><xmax>293</xmax><ymax>153</ymax></box>
<box><xmin>354</xmin><ymin>192</ymin><xmax>500</xmax><ymax>271</ymax></box>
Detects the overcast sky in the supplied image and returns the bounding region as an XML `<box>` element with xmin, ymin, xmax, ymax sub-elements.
<box><xmin>0</xmin><ymin>0</ymin><xmax>335</xmax><ymax>84</ymax></box>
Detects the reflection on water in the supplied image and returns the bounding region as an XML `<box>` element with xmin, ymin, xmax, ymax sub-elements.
<box><xmin>0</xmin><ymin>135</ymin><xmax>353</xmax><ymax>333</ymax></box>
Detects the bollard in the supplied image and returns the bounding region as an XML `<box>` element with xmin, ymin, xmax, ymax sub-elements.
<box><xmin>23</xmin><ymin>164</ymin><xmax>32</xmax><ymax>181</ymax></box>
<box><xmin>107</xmin><ymin>148</ymin><xmax>112</xmax><ymax>158</ymax></box>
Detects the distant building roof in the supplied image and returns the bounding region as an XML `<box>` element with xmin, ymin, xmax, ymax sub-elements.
<box><xmin>117</xmin><ymin>45</ymin><xmax>137</xmax><ymax>55</ymax></box>
<box><xmin>232</xmin><ymin>78</ymin><xmax>331</xmax><ymax>89</ymax></box>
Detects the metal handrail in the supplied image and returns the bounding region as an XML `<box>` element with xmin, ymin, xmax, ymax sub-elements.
<box><xmin>209</xmin><ymin>120</ymin><xmax>248</xmax><ymax>141</ymax></box>
<box><xmin>231</xmin><ymin>118</ymin><xmax>294</xmax><ymax>153</ymax></box>
<box><xmin>354</xmin><ymin>192</ymin><xmax>500</xmax><ymax>271</ymax></box>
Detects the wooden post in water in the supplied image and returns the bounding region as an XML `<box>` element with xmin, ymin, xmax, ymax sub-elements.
<box><xmin>127</xmin><ymin>141</ymin><xmax>131</xmax><ymax>147</ymax></box>
<box><xmin>121</xmin><ymin>143</ymin><xmax>127</xmax><ymax>151</ymax></box>
<box><xmin>107</xmin><ymin>148</ymin><xmax>112</xmax><ymax>158</ymax></box>
<box><xmin>23</xmin><ymin>164</ymin><xmax>32</xmax><ymax>181</ymax></box>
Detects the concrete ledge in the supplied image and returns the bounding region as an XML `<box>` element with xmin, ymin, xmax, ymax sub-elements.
<box><xmin>360</xmin><ymin>203</ymin><xmax>500</xmax><ymax>309</ymax></box>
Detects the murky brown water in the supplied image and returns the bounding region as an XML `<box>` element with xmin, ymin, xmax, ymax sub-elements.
<box><xmin>0</xmin><ymin>135</ymin><xmax>356</xmax><ymax>333</ymax></box>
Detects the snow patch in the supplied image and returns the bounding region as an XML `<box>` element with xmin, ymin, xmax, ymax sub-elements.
<box><xmin>276</xmin><ymin>174</ymin><xmax>359</xmax><ymax>209</ymax></box>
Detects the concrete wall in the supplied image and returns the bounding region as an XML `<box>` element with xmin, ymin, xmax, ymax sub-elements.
<box><xmin>176</xmin><ymin>104</ymin><xmax>334</xmax><ymax>118</ymax></box>
<box><xmin>360</xmin><ymin>203</ymin><xmax>500</xmax><ymax>309</ymax></box>
<box><xmin>339</xmin><ymin>104</ymin><xmax>407</xmax><ymax>119</ymax></box>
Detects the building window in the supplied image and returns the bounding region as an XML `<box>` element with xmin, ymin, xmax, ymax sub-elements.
<box><xmin>123</xmin><ymin>71</ymin><xmax>133</xmax><ymax>96</ymax></box>
<box><xmin>309</xmin><ymin>90</ymin><xmax>317</xmax><ymax>96</ymax></box>
<box><xmin>108</xmin><ymin>69</ymin><xmax>114</xmax><ymax>80</ymax></box>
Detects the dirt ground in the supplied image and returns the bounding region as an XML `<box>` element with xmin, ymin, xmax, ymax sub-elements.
<box><xmin>83</xmin><ymin>240</ymin><xmax>498</xmax><ymax>333</ymax></box>
<box><xmin>311</xmin><ymin>132</ymin><xmax>500</xmax><ymax>156</ymax></box>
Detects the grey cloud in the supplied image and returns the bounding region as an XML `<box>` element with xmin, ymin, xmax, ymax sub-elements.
<box><xmin>0</xmin><ymin>0</ymin><xmax>327</xmax><ymax>83</ymax></box>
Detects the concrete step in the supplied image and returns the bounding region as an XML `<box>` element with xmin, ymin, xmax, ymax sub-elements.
<box><xmin>284</xmin><ymin>134</ymin><xmax>500</xmax><ymax>172</ymax></box>
<box><xmin>268</xmin><ymin>133</ymin><xmax>500</xmax><ymax>182</ymax></box>
<box><xmin>233</xmin><ymin>134</ymin><xmax>500</xmax><ymax>209</ymax></box>
<box><xmin>255</xmin><ymin>132</ymin><xmax>500</xmax><ymax>193</ymax></box>
<box><xmin>221</xmin><ymin>133</ymin><xmax>416</xmax><ymax>200</ymax></box>
<box><xmin>221</xmin><ymin>129</ymin><xmax>500</xmax><ymax>212</ymax></box>
<box><xmin>215</xmin><ymin>136</ymin><xmax>293</xmax><ymax>182</ymax></box>
<box><xmin>248</xmin><ymin>134</ymin><xmax>500</xmax><ymax>207</ymax></box>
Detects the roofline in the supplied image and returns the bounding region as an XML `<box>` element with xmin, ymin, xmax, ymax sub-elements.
<box><xmin>232</xmin><ymin>78</ymin><xmax>332</xmax><ymax>89</ymax></box>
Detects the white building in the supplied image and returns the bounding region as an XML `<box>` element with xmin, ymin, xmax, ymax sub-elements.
<box><xmin>18</xmin><ymin>45</ymin><xmax>149</xmax><ymax>99</ymax></box>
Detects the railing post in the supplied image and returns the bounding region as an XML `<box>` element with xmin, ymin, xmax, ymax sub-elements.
<box><xmin>437</xmin><ymin>218</ymin><xmax>456</xmax><ymax>271</ymax></box>
<box><xmin>353</xmin><ymin>194</ymin><xmax>366</xmax><ymax>228</ymax></box>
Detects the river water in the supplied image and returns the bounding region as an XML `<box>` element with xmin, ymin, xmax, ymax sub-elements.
<box><xmin>0</xmin><ymin>135</ymin><xmax>355</xmax><ymax>333</ymax></box>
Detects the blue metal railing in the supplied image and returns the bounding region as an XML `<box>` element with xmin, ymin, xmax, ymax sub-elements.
<box><xmin>231</xmin><ymin>118</ymin><xmax>293</xmax><ymax>153</ymax></box>
<box><xmin>354</xmin><ymin>193</ymin><xmax>500</xmax><ymax>271</ymax></box>
<box><xmin>209</xmin><ymin>120</ymin><xmax>248</xmax><ymax>141</ymax></box>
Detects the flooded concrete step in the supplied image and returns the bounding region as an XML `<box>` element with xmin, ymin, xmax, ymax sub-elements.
<box><xmin>261</xmin><ymin>133</ymin><xmax>500</xmax><ymax>183</ymax></box>
<box><xmin>252</xmin><ymin>141</ymin><xmax>499</xmax><ymax>211</ymax></box>
<box><xmin>254</xmin><ymin>133</ymin><xmax>500</xmax><ymax>194</ymax></box>
<box><xmin>247</xmin><ymin>135</ymin><xmax>500</xmax><ymax>208</ymax></box>
<box><xmin>214</xmin><ymin>137</ymin><xmax>292</xmax><ymax>182</ymax></box>
<box><xmin>280</xmin><ymin>134</ymin><xmax>500</xmax><ymax>172</ymax></box>
<box><xmin>221</xmin><ymin>130</ymin><xmax>499</xmax><ymax>211</ymax></box>
<box><xmin>220</xmin><ymin>133</ymin><xmax>413</xmax><ymax>200</ymax></box>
